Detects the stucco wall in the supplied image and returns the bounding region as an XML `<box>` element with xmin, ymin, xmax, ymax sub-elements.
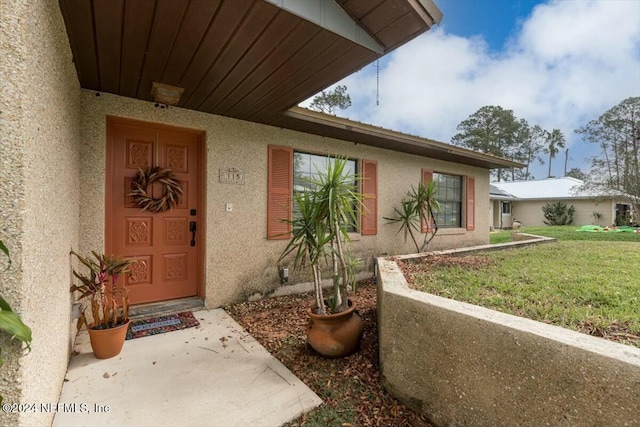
<box><xmin>378</xmin><ymin>252</ymin><xmax>640</xmax><ymax>427</ymax></box>
<box><xmin>512</xmin><ymin>199</ymin><xmax>618</xmax><ymax>227</ymax></box>
<box><xmin>79</xmin><ymin>91</ymin><xmax>490</xmax><ymax>309</ymax></box>
<box><xmin>0</xmin><ymin>1</ymin><xmax>81</xmax><ymax>426</ymax></box>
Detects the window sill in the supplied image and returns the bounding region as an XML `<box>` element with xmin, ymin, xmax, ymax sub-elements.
<box><xmin>435</xmin><ymin>228</ymin><xmax>466</xmax><ymax>236</ymax></box>
<box><xmin>348</xmin><ymin>232</ymin><xmax>362</xmax><ymax>242</ymax></box>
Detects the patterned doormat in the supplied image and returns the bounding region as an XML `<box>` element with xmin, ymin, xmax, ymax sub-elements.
<box><xmin>126</xmin><ymin>311</ymin><xmax>200</xmax><ymax>340</ymax></box>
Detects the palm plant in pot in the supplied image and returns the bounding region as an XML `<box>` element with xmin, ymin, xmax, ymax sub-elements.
<box><xmin>70</xmin><ymin>250</ymin><xmax>137</xmax><ymax>359</ymax></box>
<box><xmin>278</xmin><ymin>157</ymin><xmax>365</xmax><ymax>358</ymax></box>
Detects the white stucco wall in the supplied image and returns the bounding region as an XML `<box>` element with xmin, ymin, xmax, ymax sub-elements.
<box><xmin>0</xmin><ymin>1</ymin><xmax>81</xmax><ymax>426</ymax></box>
<box><xmin>79</xmin><ymin>91</ymin><xmax>490</xmax><ymax>309</ymax></box>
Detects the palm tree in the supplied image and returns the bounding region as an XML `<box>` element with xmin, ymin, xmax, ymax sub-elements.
<box><xmin>545</xmin><ymin>128</ymin><xmax>566</xmax><ymax>178</ymax></box>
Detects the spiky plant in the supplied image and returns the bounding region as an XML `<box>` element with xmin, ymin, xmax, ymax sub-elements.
<box><xmin>278</xmin><ymin>157</ymin><xmax>364</xmax><ymax>314</ymax></box>
<box><xmin>278</xmin><ymin>190</ymin><xmax>332</xmax><ymax>314</ymax></box>
<box><xmin>70</xmin><ymin>250</ymin><xmax>137</xmax><ymax>330</ymax></box>
<box><xmin>385</xmin><ymin>181</ymin><xmax>440</xmax><ymax>253</ymax></box>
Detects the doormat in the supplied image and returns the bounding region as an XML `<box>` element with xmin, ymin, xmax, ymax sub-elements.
<box><xmin>126</xmin><ymin>311</ymin><xmax>200</xmax><ymax>340</ymax></box>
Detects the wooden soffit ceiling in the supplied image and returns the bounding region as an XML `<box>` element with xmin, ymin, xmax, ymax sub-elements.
<box><xmin>58</xmin><ymin>0</ymin><xmax>442</xmax><ymax>125</ymax></box>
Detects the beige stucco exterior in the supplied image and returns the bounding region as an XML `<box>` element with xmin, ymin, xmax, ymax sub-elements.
<box><xmin>79</xmin><ymin>91</ymin><xmax>490</xmax><ymax>309</ymax></box>
<box><xmin>3</xmin><ymin>81</ymin><xmax>492</xmax><ymax>424</ymax></box>
<box><xmin>510</xmin><ymin>199</ymin><xmax>623</xmax><ymax>227</ymax></box>
<box><xmin>0</xmin><ymin>0</ymin><xmax>81</xmax><ymax>425</ymax></box>
<box><xmin>1</xmin><ymin>1</ymin><xmax>495</xmax><ymax>425</ymax></box>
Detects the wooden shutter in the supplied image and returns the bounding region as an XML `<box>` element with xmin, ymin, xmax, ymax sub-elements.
<box><xmin>421</xmin><ymin>169</ymin><xmax>433</xmax><ymax>233</ymax></box>
<box><xmin>361</xmin><ymin>159</ymin><xmax>378</xmax><ymax>235</ymax></box>
<box><xmin>267</xmin><ymin>145</ymin><xmax>292</xmax><ymax>240</ymax></box>
<box><xmin>466</xmin><ymin>176</ymin><xmax>475</xmax><ymax>231</ymax></box>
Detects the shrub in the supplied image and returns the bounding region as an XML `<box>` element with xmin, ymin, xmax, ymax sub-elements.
<box><xmin>542</xmin><ymin>202</ymin><xmax>575</xmax><ymax>225</ymax></box>
<box><xmin>592</xmin><ymin>211</ymin><xmax>602</xmax><ymax>225</ymax></box>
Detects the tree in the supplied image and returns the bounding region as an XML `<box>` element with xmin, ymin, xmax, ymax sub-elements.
<box><xmin>451</xmin><ymin>105</ymin><xmax>517</xmax><ymax>157</ymax></box>
<box><xmin>451</xmin><ymin>106</ymin><xmax>543</xmax><ymax>181</ymax></box>
<box><xmin>575</xmin><ymin>96</ymin><xmax>640</xmax><ymax>219</ymax></box>
<box><xmin>512</xmin><ymin>123</ymin><xmax>546</xmax><ymax>181</ymax></box>
<box><xmin>308</xmin><ymin>85</ymin><xmax>352</xmax><ymax>115</ymax></box>
<box><xmin>544</xmin><ymin>128</ymin><xmax>566</xmax><ymax>178</ymax></box>
<box><xmin>566</xmin><ymin>167</ymin><xmax>586</xmax><ymax>180</ymax></box>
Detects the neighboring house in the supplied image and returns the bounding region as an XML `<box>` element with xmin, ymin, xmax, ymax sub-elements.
<box><xmin>489</xmin><ymin>184</ymin><xmax>517</xmax><ymax>229</ymax></box>
<box><xmin>1</xmin><ymin>1</ymin><xmax>520</xmax><ymax>425</ymax></box>
<box><xmin>490</xmin><ymin>177</ymin><xmax>632</xmax><ymax>228</ymax></box>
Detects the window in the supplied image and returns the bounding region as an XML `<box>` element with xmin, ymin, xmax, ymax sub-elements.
<box><xmin>421</xmin><ymin>170</ymin><xmax>475</xmax><ymax>231</ymax></box>
<box><xmin>502</xmin><ymin>202</ymin><xmax>512</xmax><ymax>214</ymax></box>
<box><xmin>293</xmin><ymin>152</ymin><xmax>357</xmax><ymax>193</ymax></box>
<box><xmin>267</xmin><ymin>145</ymin><xmax>378</xmax><ymax>239</ymax></box>
<box><xmin>293</xmin><ymin>152</ymin><xmax>358</xmax><ymax>232</ymax></box>
<box><xmin>433</xmin><ymin>173</ymin><xmax>463</xmax><ymax>228</ymax></box>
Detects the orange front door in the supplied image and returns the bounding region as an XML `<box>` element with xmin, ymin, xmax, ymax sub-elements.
<box><xmin>106</xmin><ymin>118</ymin><xmax>203</xmax><ymax>305</ymax></box>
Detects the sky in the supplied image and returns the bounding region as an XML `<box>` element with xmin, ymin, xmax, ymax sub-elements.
<box><xmin>301</xmin><ymin>0</ymin><xmax>640</xmax><ymax>180</ymax></box>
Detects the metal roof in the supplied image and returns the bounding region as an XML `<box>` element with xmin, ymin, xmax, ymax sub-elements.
<box><xmin>489</xmin><ymin>184</ymin><xmax>516</xmax><ymax>200</ymax></box>
<box><xmin>490</xmin><ymin>177</ymin><xmax>594</xmax><ymax>200</ymax></box>
<box><xmin>284</xmin><ymin>107</ymin><xmax>523</xmax><ymax>169</ymax></box>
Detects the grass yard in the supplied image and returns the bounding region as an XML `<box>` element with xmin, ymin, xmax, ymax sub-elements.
<box><xmin>400</xmin><ymin>234</ymin><xmax>640</xmax><ymax>347</ymax></box>
<box><xmin>490</xmin><ymin>225</ymin><xmax>640</xmax><ymax>243</ymax></box>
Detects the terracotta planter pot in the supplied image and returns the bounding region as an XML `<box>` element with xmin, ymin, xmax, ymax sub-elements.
<box><xmin>306</xmin><ymin>298</ymin><xmax>364</xmax><ymax>358</ymax></box>
<box><xmin>87</xmin><ymin>319</ymin><xmax>130</xmax><ymax>359</ymax></box>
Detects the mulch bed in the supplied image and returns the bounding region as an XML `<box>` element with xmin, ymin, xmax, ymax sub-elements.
<box><xmin>226</xmin><ymin>256</ymin><xmax>639</xmax><ymax>425</ymax></box>
<box><xmin>394</xmin><ymin>254</ymin><xmax>494</xmax><ymax>290</ymax></box>
<box><xmin>226</xmin><ymin>279</ymin><xmax>432</xmax><ymax>427</ymax></box>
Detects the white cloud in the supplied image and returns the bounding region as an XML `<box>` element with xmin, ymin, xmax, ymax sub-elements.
<box><xmin>307</xmin><ymin>0</ymin><xmax>640</xmax><ymax>177</ymax></box>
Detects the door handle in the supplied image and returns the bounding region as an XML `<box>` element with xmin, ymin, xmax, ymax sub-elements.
<box><xmin>190</xmin><ymin>221</ymin><xmax>196</xmax><ymax>247</ymax></box>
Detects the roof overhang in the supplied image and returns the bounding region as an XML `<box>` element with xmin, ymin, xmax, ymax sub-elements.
<box><xmin>281</xmin><ymin>107</ymin><xmax>523</xmax><ymax>170</ymax></box>
<box><xmin>58</xmin><ymin>0</ymin><xmax>516</xmax><ymax>170</ymax></box>
<box><xmin>59</xmin><ymin>0</ymin><xmax>442</xmax><ymax>124</ymax></box>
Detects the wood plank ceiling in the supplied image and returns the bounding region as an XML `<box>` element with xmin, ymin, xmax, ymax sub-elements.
<box><xmin>58</xmin><ymin>0</ymin><xmax>441</xmax><ymax>126</ymax></box>
<box><xmin>56</xmin><ymin>1</ymin><xmax>518</xmax><ymax>167</ymax></box>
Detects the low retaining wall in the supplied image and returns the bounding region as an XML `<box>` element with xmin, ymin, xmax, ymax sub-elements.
<box><xmin>377</xmin><ymin>238</ymin><xmax>640</xmax><ymax>427</ymax></box>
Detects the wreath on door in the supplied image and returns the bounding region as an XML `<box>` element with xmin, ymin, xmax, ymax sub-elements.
<box><xmin>129</xmin><ymin>167</ymin><xmax>183</xmax><ymax>213</ymax></box>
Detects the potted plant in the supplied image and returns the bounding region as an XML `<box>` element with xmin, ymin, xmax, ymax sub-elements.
<box><xmin>70</xmin><ymin>250</ymin><xmax>137</xmax><ymax>359</ymax></box>
<box><xmin>278</xmin><ymin>157</ymin><xmax>365</xmax><ymax>358</ymax></box>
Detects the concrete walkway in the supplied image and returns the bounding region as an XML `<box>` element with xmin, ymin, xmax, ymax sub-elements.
<box><xmin>53</xmin><ymin>309</ymin><xmax>322</xmax><ymax>427</ymax></box>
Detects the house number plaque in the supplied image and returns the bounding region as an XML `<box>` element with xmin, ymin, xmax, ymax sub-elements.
<box><xmin>219</xmin><ymin>166</ymin><xmax>245</xmax><ymax>185</ymax></box>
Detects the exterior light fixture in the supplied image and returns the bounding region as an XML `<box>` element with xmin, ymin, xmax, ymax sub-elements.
<box><xmin>278</xmin><ymin>266</ymin><xmax>289</xmax><ymax>284</ymax></box>
<box><xmin>151</xmin><ymin>82</ymin><xmax>184</xmax><ymax>106</ymax></box>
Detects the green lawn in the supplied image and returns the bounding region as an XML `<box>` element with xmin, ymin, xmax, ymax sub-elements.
<box><xmin>490</xmin><ymin>225</ymin><xmax>640</xmax><ymax>243</ymax></box>
<box><xmin>406</xmin><ymin>231</ymin><xmax>640</xmax><ymax>347</ymax></box>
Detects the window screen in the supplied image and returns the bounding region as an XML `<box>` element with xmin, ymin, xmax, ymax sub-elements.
<box><xmin>433</xmin><ymin>173</ymin><xmax>462</xmax><ymax>228</ymax></box>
